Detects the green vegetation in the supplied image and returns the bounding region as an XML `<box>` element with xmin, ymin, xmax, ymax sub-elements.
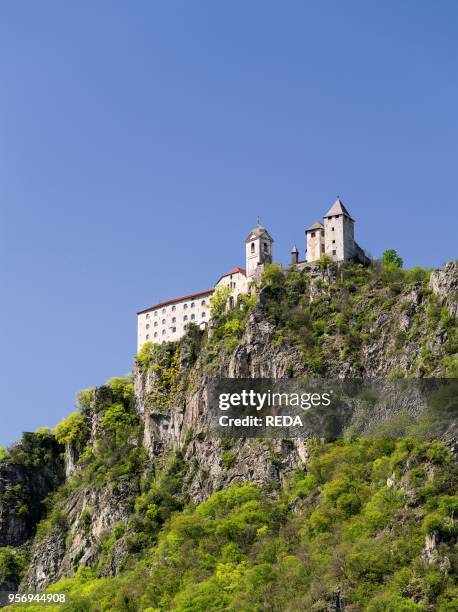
<box><xmin>54</xmin><ymin>412</ymin><xmax>89</xmax><ymax>449</ymax></box>
<box><xmin>19</xmin><ymin>438</ymin><xmax>457</xmax><ymax>611</ymax></box>
<box><xmin>382</xmin><ymin>248</ymin><xmax>404</xmax><ymax>270</ymax></box>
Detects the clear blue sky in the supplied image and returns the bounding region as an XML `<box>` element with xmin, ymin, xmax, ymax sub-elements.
<box><xmin>1</xmin><ymin>1</ymin><xmax>457</xmax><ymax>446</ymax></box>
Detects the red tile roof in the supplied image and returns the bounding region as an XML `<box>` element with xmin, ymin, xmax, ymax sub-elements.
<box><xmin>137</xmin><ymin>288</ymin><xmax>214</xmax><ymax>315</ymax></box>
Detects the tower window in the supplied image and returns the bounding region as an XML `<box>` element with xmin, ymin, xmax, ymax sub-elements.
<box><xmin>332</xmin><ymin>249</ymin><xmax>336</xmax><ymax>256</ymax></box>
<box><xmin>321</xmin><ymin>230</ymin><xmax>324</xmax><ymax>237</ymax></box>
<box><xmin>321</xmin><ymin>245</ymin><xmax>325</xmax><ymax>253</ymax></box>
<box><xmin>311</xmin><ymin>231</ymin><xmax>315</xmax><ymax>238</ymax></box>
<box><xmin>251</xmin><ymin>242</ymin><xmax>255</xmax><ymax>253</ymax></box>
<box><xmin>263</xmin><ymin>242</ymin><xmax>268</xmax><ymax>253</ymax></box>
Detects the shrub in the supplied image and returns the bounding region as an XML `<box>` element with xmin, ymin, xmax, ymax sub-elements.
<box><xmin>54</xmin><ymin>412</ymin><xmax>89</xmax><ymax>448</ymax></box>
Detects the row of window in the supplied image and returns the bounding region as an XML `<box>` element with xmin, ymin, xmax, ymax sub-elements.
<box><xmin>145</xmin><ymin>299</ymin><xmax>207</xmax><ymax>318</ymax></box>
<box><xmin>145</xmin><ymin>311</ymin><xmax>206</xmax><ymax>330</ymax></box>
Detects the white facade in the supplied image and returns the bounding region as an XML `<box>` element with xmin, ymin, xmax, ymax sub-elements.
<box><xmin>137</xmin><ymin>290</ymin><xmax>213</xmax><ymax>350</ymax></box>
<box><xmin>214</xmin><ymin>267</ymin><xmax>249</xmax><ymax>307</ymax></box>
<box><xmin>305</xmin><ymin>222</ymin><xmax>325</xmax><ymax>263</ymax></box>
<box><xmin>245</xmin><ymin>224</ymin><xmax>273</xmax><ymax>277</ymax></box>
<box><xmin>304</xmin><ymin>198</ymin><xmax>362</xmax><ymax>263</ymax></box>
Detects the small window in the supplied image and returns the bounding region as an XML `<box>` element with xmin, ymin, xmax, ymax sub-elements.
<box><xmin>332</xmin><ymin>240</ymin><xmax>335</xmax><ymax>244</ymax></box>
<box><xmin>250</xmin><ymin>242</ymin><xmax>255</xmax><ymax>253</ymax></box>
<box><xmin>332</xmin><ymin>249</ymin><xmax>336</xmax><ymax>256</ymax></box>
<box><xmin>311</xmin><ymin>231</ymin><xmax>315</xmax><ymax>238</ymax></box>
<box><xmin>172</xmin><ymin>317</ymin><xmax>176</xmax><ymax>323</ymax></box>
<box><xmin>146</xmin><ymin>324</ymin><xmax>150</xmax><ymax>330</ymax></box>
<box><xmin>172</xmin><ymin>327</ymin><xmax>176</xmax><ymax>333</ymax></box>
<box><xmin>172</xmin><ymin>305</ymin><xmax>176</xmax><ymax>311</ymax></box>
<box><xmin>184</xmin><ymin>304</ymin><xmax>188</xmax><ymax>310</ymax></box>
<box><xmin>162</xmin><ymin>308</ymin><xmax>166</xmax><ymax>314</ymax></box>
<box><xmin>154</xmin><ymin>321</ymin><xmax>157</xmax><ymax>327</ymax></box>
<box><xmin>332</xmin><ymin>227</ymin><xmax>335</xmax><ymax>231</ymax></box>
<box><xmin>201</xmin><ymin>300</ymin><xmax>206</xmax><ymax>306</ymax></box>
<box><xmin>184</xmin><ymin>315</ymin><xmax>188</xmax><ymax>321</ymax></box>
<box><xmin>162</xmin><ymin>329</ymin><xmax>165</xmax><ymax>335</ymax></box>
<box><xmin>229</xmin><ymin>296</ymin><xmax>234</xmax><ymax>309</ymax></box>
<box><xmin>263</xmin><ymin>242</ymin><xmax>268</xmax><ymax>253</ymax></box>
<box><xmin>321</xmin><ymin>245</ymin><xmax>325</xmax><ymax>253</ymax></box>
<box><xmin>321</xmin><ymin>230</ymin><xmax>324</xmax><ymax>237</ymax></box>
<box><xmin>154</xmin><ymin>311</ymin><xmax>157</xmax><ymax>317</ymax></box>
<box><xmin>202</xmin><ymin>311</ymin><xmax>206</xmax><ymax>318</ymax></box>
<box><xmin>146</xmin><ymin>313</ymin><xmax>150</xmax><ymax>319</ymax></box>
<box><xmin>146</xmin><ymin>334</ymin><xmax>149</xmax><ymax>340</ymax></box>
<box><xmin>162</xmin><ymin>319</ymin><xmax>165</xmax><ymax>324</ymax></box>
<box><xmin>191</xmin><ymin>302</ymin><xmax>195</xmax><ymax>308</ymax></box>
<box><xmin>154</xmin><ymin>332</ymin><xmax>158</xmax><ymax>338</ymax></box>
<box><xmin>191</xmin><ymin>314</ymin><xmax>195</xmax><ymax>320</ymax></box>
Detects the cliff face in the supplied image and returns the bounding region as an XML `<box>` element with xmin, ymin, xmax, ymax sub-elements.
<box><xmin>0</xmin><ymin>261</ymin><xmax>457</xmax><ymax>598</ymax></box>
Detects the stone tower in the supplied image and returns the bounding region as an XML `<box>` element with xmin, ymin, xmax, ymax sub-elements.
<box><xmin>323</xmin><ymin>198</ymin><xmax>355</xmax><ymax>261</ymax></box>
<box><xmin>245</xmin><ymin>223</ymin><xmax>273</xmax><ymax>277</ymax></box>
<box><xmin>305</xmin><ymin>221</ymin><xmax>325</xmax><ymax>262</ymax></box>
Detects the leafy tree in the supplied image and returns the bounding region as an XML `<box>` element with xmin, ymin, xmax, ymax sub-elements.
<box><xmin>210</xmin><ymin>285</ymin><xmax>232</xmax><ymax>319</ymax></box>
<box><xmin>382</xmin><ymin>249</ymin><xmax>403</xmax><ymax>270</ymax></box>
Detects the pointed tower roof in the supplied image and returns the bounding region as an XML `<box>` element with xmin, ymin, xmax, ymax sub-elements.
<box><xmin>306</xmin><ymin>220</ymin><xmax>324</xmax><ymax>232</ymax></box>
<box><xmin>245</xmin><ymin>223</ymin><xmax>274</xmax><ymax>243</ymax></box>
<box><xmin>324</xmin><ymin>198</ymin><xmax>354</xmax><ymax>221</ymax></box>
<box><xmin>291</xmin><ymin>244</ymin><xmax>299</xmax><ymax>253</ymax></box>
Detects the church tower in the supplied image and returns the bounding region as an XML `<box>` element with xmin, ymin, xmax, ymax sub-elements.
<box><xmin>323</xmin><ymin>198</ymin><xmax>355</xmax><ymax>261</ymax></box>
<box><xmin>245</xmin><ymin>223</ymin><xmax>273</xmax><ymax>277</ymax></box>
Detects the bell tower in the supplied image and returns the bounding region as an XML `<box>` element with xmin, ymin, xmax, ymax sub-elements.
<box><xmin>245</xmin><ymin>222</ymin><xmax>273</xmax><ymax>277</ymax></box>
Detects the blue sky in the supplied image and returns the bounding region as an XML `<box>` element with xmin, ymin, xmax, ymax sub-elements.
<box><xmin>0</xmin><ymin>1</ymin><xmax>457</xmax><ymax>446</ymax></box>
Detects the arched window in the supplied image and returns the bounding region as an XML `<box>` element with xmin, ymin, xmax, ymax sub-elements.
<box><xmin>154</xmin><ymin>311</ymin><xmax>158</xmax><ymax>317</ymax></box>
<box><xmin>162</xmin><ymin>319</ymin><xmax>166</xmax><ymax>324</ymax></box>
<box><xmin>154</xmin><ymin>321</ymin><xmax>158</xmax><ymax>327</ymax></box>
<box><xmin>162</xmin><ymin>308</ymin><xmax>166</xmax><ymax>314</ymax></box>
<box><xmin>146</xmin><ymin>313</ymin><xmax>150</xmax><ymax>319</ymax></box>
<box><xmin>263</xmin><ymin>242</ymin><xmax>268</xmax><ymax>253</ymax></box>
<box><xmin>184</xmin><ymin>315</ymin><xmax>188</xmax><ymax>321</ymax></box>
<box><xmin>154</xmin><ymin>332</ymin><xmax>157</xmax><ymax>338</ymax></box>
<box><xmin>172</xmin><ymin>305</ymin><xmax>176</xmax><ymax>311</ymax></box>
<box><xmin>146</xmin><ymin>324</ymin><xmax>150</xmax><ymax>330</ymax></box>
<box><xmin>162</xmin><ymin>329</ymin><xmax>165</xmax><ymax>335</ymax></box>
<box><xmin>191</xmin><ymin>314</ymin><xmax>195</xmax><ymax>320</ymax></box>
<box><xmin>146</xmin><ymin>334</ymin><xmax>149</xmax><ymax>340</ymax></box>
<box><xmin>251</xmin><ymin>242</ymin><xmax>255</xmax><ymax>253</ymax></box>
<box><xmin>202</xmin><ymin>311</ymin><xmax>206</xmax><ymax>318</ymax></box>
<box><xmin>184</xmin><ymin>304</ymin><xmax>188</xmax><ymax>310</ymax></box>
<box><xmin>172</xmin><ymin>327</ymin><xmax>176</xmax><ymax>333</ymax></box>
<box><xmin>172</xmin><ymin>317</ymin><xmax>176</xmax><ymax>323</ymax></box>
<box><xmin>191</xmin><ymin>302</ymin><xmax>195</xmax><ymax>308</ymax></box>
<box><xmin>201</xmin><ymin>300</ymin><xmax>206</xmax><ymax>306</ymax></box>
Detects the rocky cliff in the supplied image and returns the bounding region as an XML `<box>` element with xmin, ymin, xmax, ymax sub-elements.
<box><xmin>0</xmin><ymin>260</ymin><xmax>457</xmax><ymax>608</ymax></box>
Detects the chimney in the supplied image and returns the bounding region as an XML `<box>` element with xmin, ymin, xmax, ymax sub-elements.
<box><xmin>291</xmin><ymin>245</ymin><xmax>299</xmax><ymax>265</ymax></box>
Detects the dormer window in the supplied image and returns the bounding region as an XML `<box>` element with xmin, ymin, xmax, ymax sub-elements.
<box><xmin>250</xmin><ymin>242</ymin><xmax>255</xmax><ymax>253</ymax></box>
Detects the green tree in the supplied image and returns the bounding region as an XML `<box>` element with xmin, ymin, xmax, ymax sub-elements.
<box><xmin>382</xmin><ymin>249</ymin><xmax>403</xmax><ymax>270</ymax></box>
<box><xmin>210</xmin><ymin>285</ymin><xmax>232</xmax><ymax>319</ymax></box>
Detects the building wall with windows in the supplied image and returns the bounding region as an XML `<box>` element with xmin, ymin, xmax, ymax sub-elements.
<box><xmin>214</xmin><ymin>267</ymin><xmax>249</xmax><ymax>307</ymax></box>
<box><xmin>137</xmin><ymin>289</ymin><xmax>213</xmax><ymax>350</ymax></box>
